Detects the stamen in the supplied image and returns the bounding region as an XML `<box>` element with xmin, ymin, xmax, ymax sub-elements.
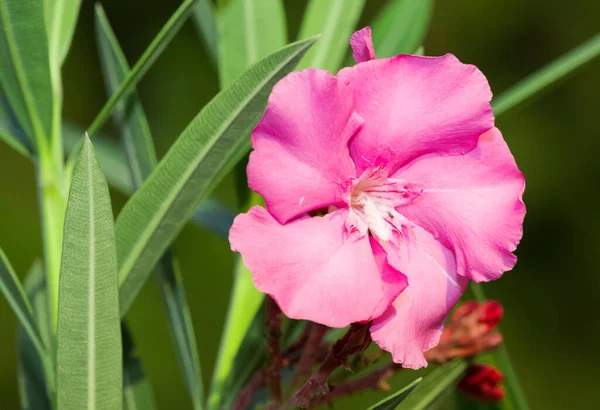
<box><xmin>345</xmin><ymin>166</ymin><xmax>423</xmax><ymax>242</ymax></box>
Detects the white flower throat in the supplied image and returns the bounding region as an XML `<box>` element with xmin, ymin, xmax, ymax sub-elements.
<box><xmin>345</xmin><ymin>165</ymin><xmax>423</xmax><ymax>242</ymax></box>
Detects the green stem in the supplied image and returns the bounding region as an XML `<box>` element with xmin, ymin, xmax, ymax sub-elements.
<box><xmin>37</xmin><ymin>112</ymin><xmax>66</xmax><ymax>333</ymax></box>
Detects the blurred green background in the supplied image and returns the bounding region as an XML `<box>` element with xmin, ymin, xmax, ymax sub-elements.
<box><xmin>1</xmin><ymin>0</ymin><xmax>599</xmax><ymax>408</ymax></box>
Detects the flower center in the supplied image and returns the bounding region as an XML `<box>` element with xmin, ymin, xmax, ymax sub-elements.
<box><xmin>345</xmin><ymin>165</ymin><xmax>423</xmax><ymax>242</ymax></box>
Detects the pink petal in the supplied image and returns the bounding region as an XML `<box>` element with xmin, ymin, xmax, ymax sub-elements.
<box><xmin>370</xmin><ymin>237</ymin><xmax>409</xmax><ymax>318</ymax></box>
<box><xmin>248</xmin><ymin>69</ymin><xmax>362</xmax><ymax>224</ymax></box>
<box><xmin>229</xmin><ymin>207</ymin><xmax>406</xmax><ymax>328</ymax></box>
<box><xmin>338</xmin><ymin>54</ymin><xmax>494</xmax><ymax>175</ymax></box>
<box><xmin>350</xmin><ymin>26</ymin><xmax>376</xmax><ymax>63</ymax></box>
<box><xmin>371</xmin><ymin>227</ymin><xmax>469</xmax><ymax>369</ymax></box>
<box><xmin>394</xmin><ymin>128</ymin><xmax>526</xmax><ymax>282</ymax></box>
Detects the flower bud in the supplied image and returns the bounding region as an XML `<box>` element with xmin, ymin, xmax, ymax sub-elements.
<box><xmin>458</xmin><ymin>364</ymin><xmax>505</xmax><ymax>402</ymax></box>
<box><xmin>425</xmin><ymin>300</ymin><xmax>505</xmax><ymax>364</ymax></box>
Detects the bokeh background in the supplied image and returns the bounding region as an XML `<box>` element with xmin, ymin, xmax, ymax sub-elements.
<box><xmin>1</xmin><ymin>0</ymin><xmax>599</xmax><ymax>408</ymax></box>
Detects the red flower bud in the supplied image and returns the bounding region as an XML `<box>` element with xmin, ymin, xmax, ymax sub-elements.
<box><xmin>458</xmin><ymin>364</ymin><xmax>505</xmax><ymax>402</ymax></box>
<box><xmin>425</xmin><ymin>300</ymin><xmax>505</xmax><ymax>364</ymax></box>
<box><xmin>480</xmin><ymin>301</ymin><xmax>503</xmax><ymax>330</ymax></box>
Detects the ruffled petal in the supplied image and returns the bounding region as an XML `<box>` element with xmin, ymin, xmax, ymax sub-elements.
<box><xmin>350</xmin><ymin>26</ymin><xmax>376</xmax><ymax>63</ymax></box>
<box><xmin>371</xmin><ymin>226</ymin><xmax>469</xmax><ymax>369</ymax></box>
<box><xmin>338</xmin><ymin>54</ymin><xmax>494</xmax><ymax>174</ymax></box>
<box><xmin>248</xmin><ymin>69</ymin><xmax>361</xmax><ymax>224</ymax></box>
<box><xmin>394</xmin><ymin>128</ymin><xmax>525</xmax><ymax>282</ymax></box>
<box><xmin>229</xmin><ymin>207</ymin><xmax>406</xmax><ymax>328</ymax></box>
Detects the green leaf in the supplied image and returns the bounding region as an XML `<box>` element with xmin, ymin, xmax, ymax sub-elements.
<box><xmin>493</xmin><ymin>32</ymin><xmax>600</xmax><ymax>117</ymax></box>
<box><xmin>296</xmin><ymin>0</ymin><xmax>365</xmax><ymax>72</ymax></box>
<box><xmin>94</xmin><ymin>3</ymin><xmax>158</xmax><ymax>188</ymax></box>
<box><xmin>220</xmin><ymin>305</ymin><xmax>267</xmax><ymax>410</ymax></box>
<box><xmin>95</xmin><ymin>7</ymin><xmax>204</xmax><ymax>408</ymax></box>
<box><xmin>62</xmin><ymin>123</ymin><xmax>235</xmax><ymax>239</ymax></box>
<box><xmin>122</xmin><ymin>324</ymin><xmax>157</xmax><ymax>410</ymax></box>
<box><xmin>86</xmin><ymin>0</ymin><xmax>198</xmax><ymax>138</ymax></box>
<box><xmin>115</xmin><ymin>36</ymin><xmax>317</xmax><ymax>316</ymax></box>
<box><xmin>0</xmin><ymin>92</ymin><xmax>31</xmax><ymax>156</ymax></box>
<box><xmin>370</xmin><ymin>0</ymin><xmax>433</xmax><ymax>58</ymax></box>
<box><xmin>471</xmin><ymin>283</ymin><xmax>530</xmax><ymax>410</ymax></box>
<box><xmin>17</xmin><ymin>261</ymin><xmax>53</xmax><ymax>410</ymax></box>
<box><xmin>207</xmin><ymin>257</ymin><xmax>265</xmax><ymax>410</ymax></box>
<box><xmin>63</xmin><ymin>124</ymin><xmax>131</xmax><ymax>194</ymax></box>
<box><xmin>0</xmin><ymin>247</ymin><xmax>47</xmax><ymax>368</ymax></box>
<box><xmin>0</xmin><ymin>0</ymin><xmax>54</xmax><ymax>143</ymax></box>
<box><xmin>217</xmin><ymin>0</ymin><xmax>287</xmax><ymax>87</ymax></box>
<box><xmin>395</xmin><ymin>360</ymin><xmax>468</xmax><ymax>410</ymax></box>
<box><xmin>56</xmin><ymin>136</ymin><xmax>122</xmax><ymax>409</ymax></box>
<box><xmin>192</xmin><ymin>0</ymin><xmax>218</xmax><ymax>66</ymax></box>
<box><xmin>366</xmin><ymin>377</ymin><xmax>422</xmax><ymax>410</ymax></box>
<box><xmin>44</xmin><ymin>0</ymin><xmax>81</xmax><ymax>68</ymax></box>
<box><xmin>155</xmin><ymin>253</ymin><xmax>204</xmax><ymax>409</ymax></box>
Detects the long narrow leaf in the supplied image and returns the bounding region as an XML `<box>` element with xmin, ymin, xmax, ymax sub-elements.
<box><xmin>471</xmin><ymin>283</ymin><xmax>530</xmax><ymax>410</ymax></box>
<box><xmin>0</xmin><ymin>248</ymin><xmax>47</xmax><ymax>366</ymax></box>
<box><xmin>94</xmin><ymin>4</ymin><xmax>158</xmax><ymax>187</ymax></box>
<box><xmin>56</xmin><ymin>136</ymin><xmax>122</xmax><ymax>409</ymax></box>
<box><xmin>0</xmin><ymin>93</ymin><xmax>31</xmax><ymax>156</ymax></box>
<box><xmin>207</xmin><ymin>257</ymin><xmax>264</xmax><ymax>410</ymax></box>
<box><xmin>366</xmin><ymin>377</ymin><xmax>422</xmax><ymax>410</ymax></box>
<box><xmin>115</xmin><ymin>36</ymin><xmax>317</xmax><ymax>316</ymax></box>
<box><xmin>62</xmin><ymin>123</ymin><xmax>235</xmax><ymax>238</ymax></box>
<box><xmin>44</xmin><ymin>0</ymin><xmax>81</xmax><ymax>68</ymax></box>
<box><xmin>370</xmin><ymin>0</ymin><xmax>433</xmax><ymax>58</ymax></box>
<box><xmin>192</xmin><ymin>0</ymin><xmax>218</xmax><ymax>66</ymax></box>
<box><xmin>87</xmin><ymin>0</ymin><xmax>198</xmax><ymax>137</ymax></box>
<box><xmin>155</xmin><ymin>253</ymin><xmax>203</xmax><ymax>408</ymax></box>
<box><xmin>17</xmin><ymin>261</ymin><xmax>53</xmax><ymax>410</ymax></box>
<box><xmin>493</xmin><ymin>32</ymin><xmax>600</xmax><ymax>117</ymax></box>
<box><xmin>95</xmin><ymin>6</ymin><xmax>204</xmax><ymax>408</ymax></box>
<box><xmin>217</xmin><ymin>0</ymin><xmax>287</xmax><ymax>87</ymax></box>
<box><xmin>0</xmin><ymin>0</ymin><xmax>54</xmax><ymax>143</ymax></box>
<box><xmin>63</xmin><ymin>124</ymin><xmax>130</xmax><ymax>193</ymax></box>
<box><xmin>296</xmin><ymin>0</ymin><xmax>365</xmax><ymax>71</ymax></box>
<box><xmin>220</xmin><ymin>305</ymin><xmax>267</xmax><ymax>410</ymax></box>
<box><xmin>396</xmin><ymin>360</ymin><xmax>468</xmax><ymax>410</ymax></box>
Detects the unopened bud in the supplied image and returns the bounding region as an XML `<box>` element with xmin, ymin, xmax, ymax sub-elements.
<box><xmin>458</xmin><ymin>364</ymin><xmax>505</xmax><ymax>402</ymax></box>
<box><xmin>480</xmin><ymin>301</ymin><xmax>503</xmax><ymax>330</ymax></box>
<box><xmin>425</xmin><ymin>300</ymin><xmax>505</xmax><ymax>364</ymax></box>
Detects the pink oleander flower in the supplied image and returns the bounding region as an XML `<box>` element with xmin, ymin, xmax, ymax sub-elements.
<box><xmin>229</xmin><ymin>27</ymin><xmax>525</xmax><ymax>369</ymax></box>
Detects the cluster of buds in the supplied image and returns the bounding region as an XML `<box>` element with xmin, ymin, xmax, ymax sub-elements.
<box><xmin>426</xmin><ymin>300</ymin><xmax>506</xmax><ymax>402</ymax></box>
<box><xmin>427</xmin><ymin>300</ymin><xmax>504</xmax><ymax>364</ymax></box>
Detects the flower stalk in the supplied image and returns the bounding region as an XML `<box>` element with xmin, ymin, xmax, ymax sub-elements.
<box><xmin>290</xmin><ymin>322</ymin><xmax>372</xmax><ymax>409</ymax></box>
<box><xmin>266</xmin><ymin>296</ymin><xmax>283</xmax><ymax>406</ymax></box>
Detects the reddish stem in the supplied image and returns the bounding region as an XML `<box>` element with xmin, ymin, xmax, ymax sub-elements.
<box><xmin>232</xmin><ymin>368</ymin><xmax>266</xmax><ymax>410</ymax></box>
<box><xmin>291</xmin><ymin>323</ymin><xmax>329</xmax><ymax>388</ymax></box>
<box><xmin>311</xmin><ymin>362</ymin><xmax>402</xmax><ymax>408</ymax></box>
<box><xmin>266</xmin><ymin>296</ymin><xmax>283</xmax><ymax>405</ymax></box>
<box><xmin>290</xmin><ymin>322</ymin><xmax>372</xmax><ymax>409</ymax></box>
